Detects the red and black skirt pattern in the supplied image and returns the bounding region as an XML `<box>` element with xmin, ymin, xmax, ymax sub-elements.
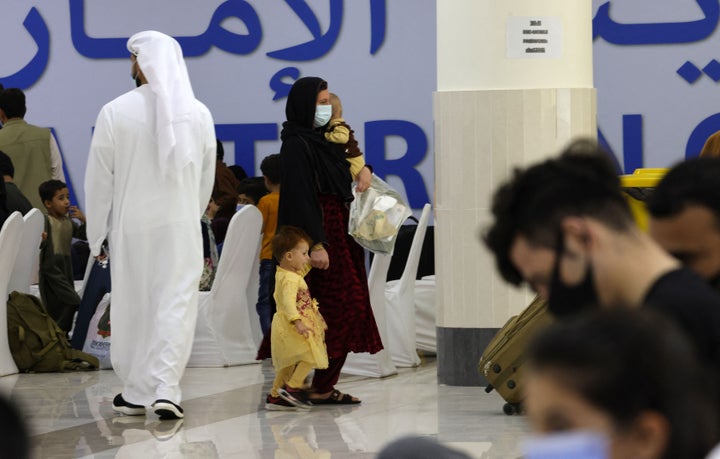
<box><xmin>306</xmin><ymin>193</ymin><xmax>383</xmax><ymax>359</ymax></box>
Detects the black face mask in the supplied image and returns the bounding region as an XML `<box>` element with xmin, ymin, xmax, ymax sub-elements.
<box><xmin>547</xmin><ymin>234</ymin><xmax>600</xmax><ymax>318</ymax></box>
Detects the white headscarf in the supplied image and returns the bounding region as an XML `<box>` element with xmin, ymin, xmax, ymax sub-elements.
<box><xmin>127</xmin><ymin>31</ymin><xmax>198</xmax><ymax>175</ymax></box>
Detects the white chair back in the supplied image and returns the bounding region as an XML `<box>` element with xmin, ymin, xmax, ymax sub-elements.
<box><xmin>0</xmin><ymin>212</ymin><xmax>24</xmax><ymax>375</ymax></box>
<box><xmin>385</xmin><ymin>203</ymin><xmax>431</xmax><ymax>367</ymax></box>
<box><xmin>8</xmin><ymin>209</ymin><xmax>44</xmax><ymax>294</ymax></box>
<box><xmin>343</xmin><ymin>252</ymin><xmax>397</xmax><ymax>377</ymax></box>
<box><xmin>188</xmin><ymin>205</ymin><xmax>263</xmax><ymax>366</ymax></box>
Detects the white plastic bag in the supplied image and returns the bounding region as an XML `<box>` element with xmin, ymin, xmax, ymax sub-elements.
<box><xmin>82</xmin><ymin>294</ymin><xmax>113</xmax><ymax>369</ymax></box>
<box><xmin>348</xmin><ymin>174</ymin><xmax>412</xmax><ymax>254</ymax></box>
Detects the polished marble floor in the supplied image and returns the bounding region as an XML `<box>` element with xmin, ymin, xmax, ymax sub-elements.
<box><xmin>10</xmin><ymin>358</ymin><xmax>528</xmax><ymax>458</ymax></box>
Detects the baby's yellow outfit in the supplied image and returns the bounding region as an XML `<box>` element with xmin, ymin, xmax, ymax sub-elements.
<box><xmin>271</xmin><ymin>265</ymin><xmax>328</xmax><ymax>371</ymax></box>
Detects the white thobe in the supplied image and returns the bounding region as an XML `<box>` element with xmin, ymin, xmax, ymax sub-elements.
<box><xmin>84</xmin><ymin>85</ymin><xmax>216</xmax><ymax>406</ymax></box>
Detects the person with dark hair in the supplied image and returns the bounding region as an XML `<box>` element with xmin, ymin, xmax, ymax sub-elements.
<box><xmin>0</xmin><ymin>394</ymin><xmax>30</xmax><ymax>459</ymax></box>
<box><xmin>648</xmin><ymin>157</ymin><xmax>720</xmax><ymax>289</ymax></box>
<box><xmin>266</xmin><ymin>226</ymin><xmax>328</xmax><ymax>410</ymax></box>
<box><xmin>0</xmin><ymin>88</ymin><xmax>65</xmax><ymax>212</ymax></box>
<box><xmin>483</xmin><ymin>138</ymin><xmax>720</xmax><ymax>372</ymax></box>
<box><xmin>255</xmin><ymin>153</ymin><xmax>281</xmax><ymax>334</ymax></box>
<box><xmin>525</xmin><ymin>308</ymin><xmax>720</xmax><ymax>459</ymax></box>
<box><xmin>0</xmin><ymin>150</ymin><xmax>32</xmax><ymax>215</ymax></box>
<box><xmin>212</xmin><ymin>139</ymin><xmax>240</xmax><ymax>221</ymax></box>
<box><xmin>258</xmin><ymin>76</ymin><xmax>382</xmax><ymax>405</ymax></box>
<box><xmin>228</xmin><ymin>164</ymin><xmax>248</xmax><ymax>182</ymax></box>
<box><xmin>236</xmin><ymin>176</ymin><xmax>268</xmax><ymax>205</ymax></box>
<box><xmin>85</xmin><ymin>31</ymin><xmax>216</xmax><ymax>420</ymax></box>
<box><xmin>377</xmin><ymin>436</ymin><xmax>472</xmax><ymax>459</ymax></box>
<box><xmin>38</xmin><ymin>179</ymin><xmax>86</xmax><ymax>332</ymax></box>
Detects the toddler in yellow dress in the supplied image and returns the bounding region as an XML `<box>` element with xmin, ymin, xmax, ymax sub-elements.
<box><xmin>266</xmin><ymin>226</ymin><xmax>328</xmax><ymax>410</ymax></box>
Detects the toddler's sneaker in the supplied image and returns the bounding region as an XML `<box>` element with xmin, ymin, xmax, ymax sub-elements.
<box><xmin>265</xmin><ymin>394</ymin><xmax>297</xmax><ymax>411</ymax></box>
<box><xmin>278</xmin><ymin>385</ymin><xmax>312</xmax><ymax>410</ymax></box>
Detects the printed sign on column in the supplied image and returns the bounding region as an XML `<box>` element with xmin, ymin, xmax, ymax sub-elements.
<box><xmin>506</xmin><ymin>16</ymin><xmax>563</xmax><ymax>59</ymax></box>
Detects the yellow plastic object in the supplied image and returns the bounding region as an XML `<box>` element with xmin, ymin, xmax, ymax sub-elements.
<box><xmin>632</xmin><ymin>168</ymin><xmax>667</xmax><ymax>176</ymax></box>
<box><xmin>620</xmin><ymin>168</ymin><xmax>668</xmax><ymax>231</ymax></box>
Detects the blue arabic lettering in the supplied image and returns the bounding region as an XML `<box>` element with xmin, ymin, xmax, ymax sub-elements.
<box><xmin>267</xmin><ymin>0</ymin><xmax>386</xmax><ymax>61</ymax></box>
<box><xmin>269</xmin><ymin>67</ymin><xmax>301</xmax><ymax>101</ymax></box>
<box><xmin>0</xmin><ymin>8</ymin><xmax>50</xmax><ymax>90</ymax></box>
<box><xmin>365</xmin><ymin>120</ymin><xmax>430</xmax><ymax>208</ymax></box>
<box><xmin>598</xmin><ymin>116</ymin><xmax>643</xmax><ymax>173</ymax></box>
<box><xmin>593</xmin><ymin>0</ymin><xmax>720</xmax><ymax>45</ymax></box>
<box><xmin>216</xmin><ymin>120</ymin><xmax>430</xmax><ymax>208</ymax></box>
<box><xmin>216</xmin><ymin>123</ymin><xmax>279</xmax><ymax>175</ymax></box>
<box><xmin>370</xmin><ymin>0</ymin><xmax>387</xmax><ymax>54</ymax></box>
<box><xmin>70</xmin><ymin>0</ymin><xmax>262</xmax><ymax>58</ymax></box>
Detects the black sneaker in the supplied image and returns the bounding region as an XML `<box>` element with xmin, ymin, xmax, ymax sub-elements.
<box><xmin>278</xmin><ymin>385</ymin><xmax>312</xmax><ymax>410</ymax></box>
<box><xmin>265</xmin><ymin>394</ymin><xmax>297</xmax><ymax>411</ymax></box>
<box><xmin>152</xmin><ymin>399</ymin><xmax>184</xmax><ymax>420</ymax></box>
<box><xmin>112</xmin><ymin>394</ymin><xmax>145</xmax><ymax>416</ymax></box>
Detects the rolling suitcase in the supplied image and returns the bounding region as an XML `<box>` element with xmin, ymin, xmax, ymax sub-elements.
<box><xmin>478</xmin><ymin>296</ymin><xmax>553</xmax><ymax>415</ymax></box>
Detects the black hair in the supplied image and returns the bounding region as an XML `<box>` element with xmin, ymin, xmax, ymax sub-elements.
<box><xmin>38</xmin><ymin>179</ymin><xmax>67</xmax><ymax>203</ymax></box>
<box><xmin>228</xmin><ymin>165</ymin><xmax>248</xmax><ymax>182</ymax></box>
<box><xmin>260</xmin><ymin>153</ymin><xmax>281</xmax><ymax>185</ymax></box>
<box><xmin>0</xmin><ymin>88</ymin><xmax>27</xmax><ymax>119</ymax></box>
<box><xmin>236</xmin><ymin>177</ymin><xmax>268</xmax><ymax>205</ymax></box>
<box><xmin>0</xmin><ymin>151</ymin><xmax>14</xmax><ymax>178</ymax></box>
<box><xmin>272</xmin><ymin>226</ymin><xmax>312</xmax><ymax>262</ymax></box>
<box><xmin>483</xmin><ymin>138</ymin><xmax>633</xmax><ymax>285</ymax></box>
<box><xmin>216</xmin><ymin>139</ymin><xmax>225</xmax><ymax>161</ymax></box>
<box><xmin>647</xmin><ymin>157</ymin><xmax>720</xmax><ymax>229</ymax></box>
<box><xmin>528</xmin><ymin>308</ymin><xmax>719</xmax><ymax>459</ymax></box>
<box><xmin>0</xmin><ymin>395</ymin><xmax>30</xmax><ymax>459</ymax></box>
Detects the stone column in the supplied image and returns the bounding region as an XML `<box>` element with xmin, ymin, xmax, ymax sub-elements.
<box><xmin>434</xmin><ymin>0</ymin><xmax>596</xmax><ymax>385</ymax></box>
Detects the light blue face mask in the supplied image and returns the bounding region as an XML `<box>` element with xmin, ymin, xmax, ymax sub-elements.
<box><xmin>314</xmin><ymin>104</ymin><xmax>332</xmax><ymax>128</ymax></box>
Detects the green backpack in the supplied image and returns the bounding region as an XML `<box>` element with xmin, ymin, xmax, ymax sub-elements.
<box><xmin>7</xmin><ymin>291</ymin><xmax>99</xmax><ymax>372</ymax></box>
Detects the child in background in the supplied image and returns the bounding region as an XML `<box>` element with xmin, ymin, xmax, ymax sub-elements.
<box><xmin>38</xmin><ymin>180</ymin><xmax>86</xmax><ymax>332</ymax></box>
<box><xmin>266</xmin><ymin>226</ymin><xmax>328</xmax><ymax>410</ymax></box>
<box><xmin>200</xmin><ymin>198</ymin><xmax>220</xmax><ymax>291</ymax></box>
<box><xmin>237</xmin><ymin>177</ymin><xmax>269</xmax><ymax>206</ymax></box>
<box><xmin>256</xmin><ymin>153</ymin><xmax>281</xmax><ymax>335</ymax></box>
<box><xmin>324</xmin><ymin>93</ymin><xmax>372</xmax><ymax>192</ymax></box>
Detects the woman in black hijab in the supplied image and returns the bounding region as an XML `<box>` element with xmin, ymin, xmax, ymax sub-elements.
<box><xmin>268</xmin><ymin>77</ymin><xmax>383</xmax><ymax>404</ymax></box>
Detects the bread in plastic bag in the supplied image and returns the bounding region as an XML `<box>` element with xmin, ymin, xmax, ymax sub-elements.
<box><xmin>348</xmin><ymin>175</ymin><xmax>412</xmax><ymax>254</ymax></box>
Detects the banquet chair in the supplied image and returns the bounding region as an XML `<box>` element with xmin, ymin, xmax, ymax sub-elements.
<box><xmin>342</xmin><ymin>252</ymin><xmax>398</xmax><ymax>377</ymax></box>
<box><xmin>8</xmin><ymin>209</ymin><xmax>43</xmax><ymax>294</ymax></box>
<box><xmin>385</xmin><ymin>203</ymin><xmax>431</xmax><ymax>367</ymax></box>
<box><xmin>188</xmin><ymin>205</ymin><xmax>263</xmax><ymax>367</ymax></box>
<box><xmin>0</xmin><ymin>213</ymin><xmax>24</xmax><ymax>375</ymax></box>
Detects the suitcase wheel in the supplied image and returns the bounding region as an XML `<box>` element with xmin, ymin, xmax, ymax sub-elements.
<box><xmin>503</xmin><ymin>402</ymin><xmax>522</xmax><ymax>416</ymax></box>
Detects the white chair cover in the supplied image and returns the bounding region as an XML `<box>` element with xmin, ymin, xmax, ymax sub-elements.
<box><xmin>0</xmin><ymin>213</ymin><xmax>24</xmax><ymax>375</ymax></box>
<box><xmin>8</xmin><ymin>209</ymin><xmax>44</xmax><ymax>295</ymax></box>
<box><xmin>385</xmin><ymin>203</ymin><xmax>431</xmax><ymax>367</ymax></box>
<box><xmin>414</xmin><ymin>275</ymin><xmax>437</xmax><ymax>353</ymax></box>
<box><xmin>188</xmin><ymin>205</ymin><xmax>263</xmax><ymax>367</ymax></box>
<box><xmin>342</xmin><ymin>252</ymin><xmax>398</xmax><ymax>377</ymax></box>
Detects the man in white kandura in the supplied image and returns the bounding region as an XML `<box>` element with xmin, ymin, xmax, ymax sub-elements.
<box><xmin>85</xmin><ymin>31</ymin><xmax>216</xmax><ymax>420</ymax></box>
